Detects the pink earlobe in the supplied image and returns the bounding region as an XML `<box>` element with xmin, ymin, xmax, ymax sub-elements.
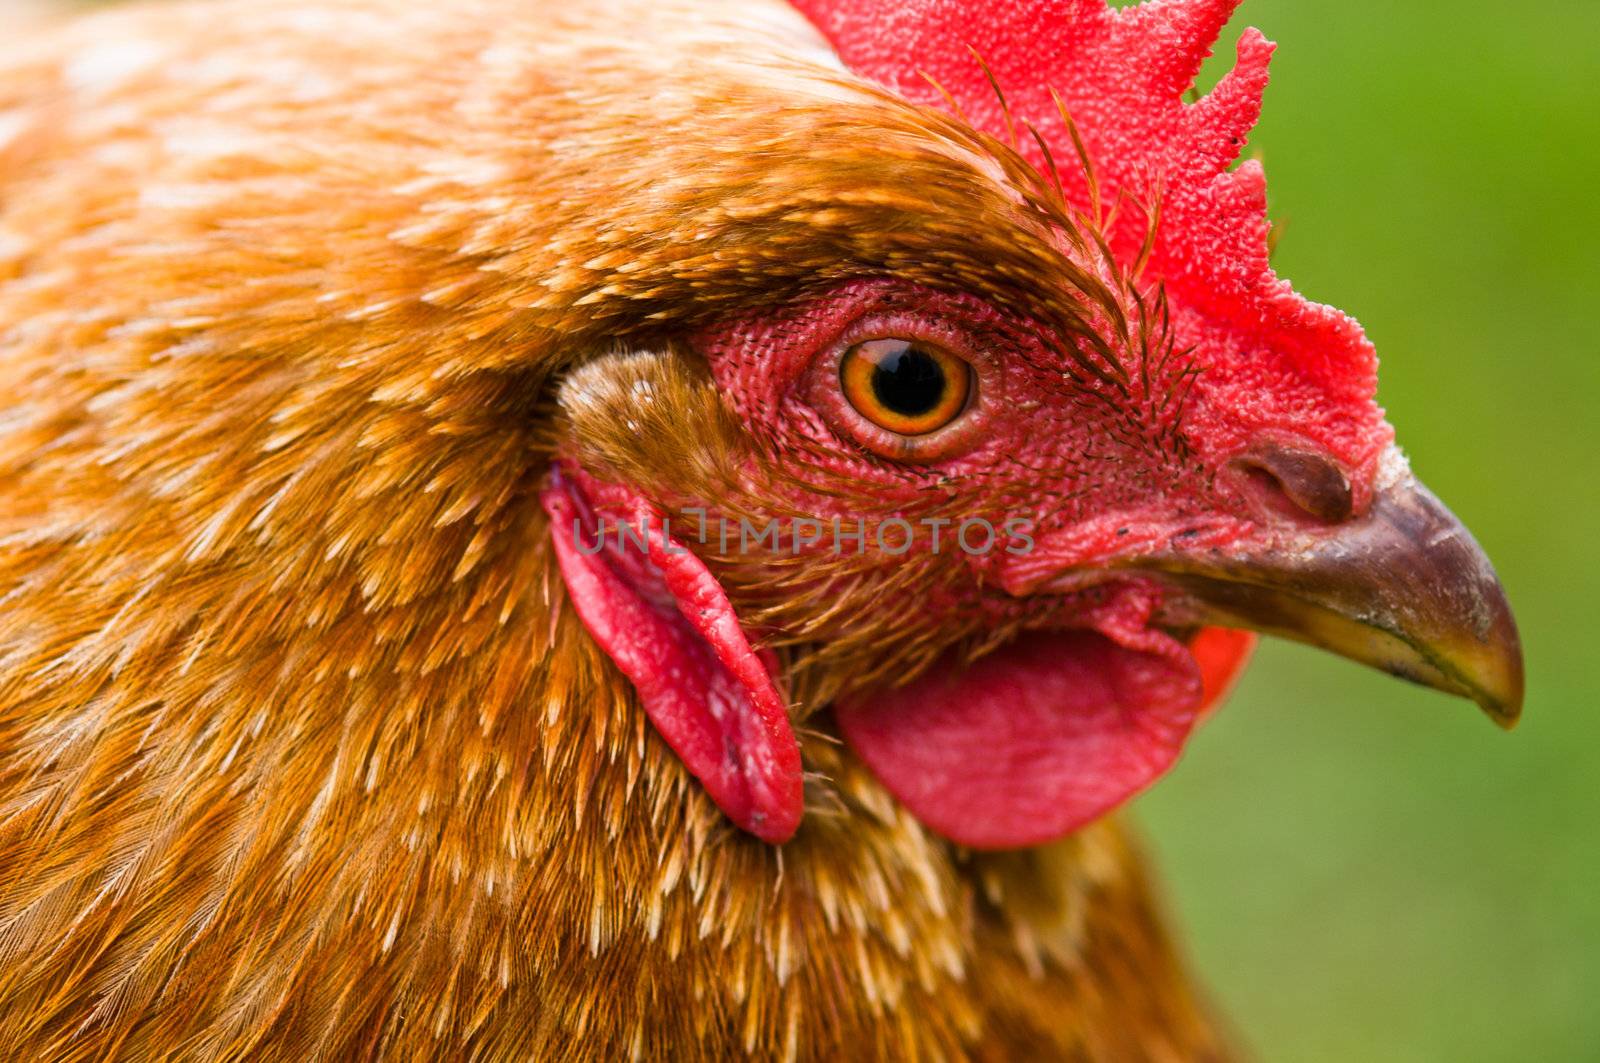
<box><xmin>540</xmin><ymin>465</ymin><xmax>804</xmax><ymax>844</ymax></box>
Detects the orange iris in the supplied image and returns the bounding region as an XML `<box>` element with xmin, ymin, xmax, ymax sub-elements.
<box><xmin>839</xmin><ymin>338</ymin><xmax>972</xmax><ymax>436</ymax></box>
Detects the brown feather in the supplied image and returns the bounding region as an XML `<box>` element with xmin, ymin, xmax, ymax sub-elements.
<box><xmin>0</xmin><ymin>0</ymin><xmax>1230</xmax><ymax>1057</ymax></box>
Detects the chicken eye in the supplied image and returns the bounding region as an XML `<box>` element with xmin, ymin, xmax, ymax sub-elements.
<box><xmin>839</xmin><ymin>338</ymin><xmax>972</xmax><ymax>436</ymax></box>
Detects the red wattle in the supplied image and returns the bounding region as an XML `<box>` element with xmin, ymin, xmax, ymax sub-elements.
<box><xmin>1191</xmin><ymin>626</ymin><xmax>1257</xmax><ymax>718</ymax></box>
<box><xmin>835</xmin><ymin>628</ymin><xmax>1204</xmax><ymax>849</ymax></box>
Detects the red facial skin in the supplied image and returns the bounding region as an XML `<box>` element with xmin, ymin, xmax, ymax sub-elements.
<box><xmin>699</xmin><ymin>277</ymin><xmax>1379</xmax><ymax>574</ymax></box>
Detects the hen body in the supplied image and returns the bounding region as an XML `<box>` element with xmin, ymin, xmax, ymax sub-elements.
<box><xmin>0</xmin><ymin>1</ymin><xmax>1233</xmax><ymax>1058</ymax></box>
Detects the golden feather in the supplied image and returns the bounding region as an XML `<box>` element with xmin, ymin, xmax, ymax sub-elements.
<box><xmin>0</xmin><ymin>0</ymin><xmax>1230</xmax><ymax>1058</ymax></box>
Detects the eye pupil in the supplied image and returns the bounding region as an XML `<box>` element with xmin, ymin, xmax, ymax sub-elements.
<box><xmin>868</xmin><ymin>341</ymin><xmax>947</xmax><ymax>417</ymax></box>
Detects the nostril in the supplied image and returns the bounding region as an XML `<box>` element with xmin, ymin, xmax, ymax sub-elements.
<box><xmin>1233</xmin><ymin>445</ymin><xmax>1354</xmax><ymax>525</ymax></box>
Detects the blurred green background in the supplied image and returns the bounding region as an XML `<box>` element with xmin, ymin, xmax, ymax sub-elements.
<box><xmin>1137</xmin><ymin>3</ymin><xmax>1600</xmax><ymax>1060</ymax></box>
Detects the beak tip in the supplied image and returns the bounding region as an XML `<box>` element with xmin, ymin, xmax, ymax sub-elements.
<box><xmin>1482</xmin><ymin>695</ymin><xmax>1523</xmax><ymax>731</ymax></box>
<box><xmin>1465</xmin><ymin>586</ymin><xmax>1526</xmax><ymax>731</ymax></box>
<box><xmin>1445</xmin><ymin>600</ymin><xmax>1524</xmax><ymax>729</ymax></box>
<box><xmin>1475</xmin><ymin>650</ymin><xmax>1525</xmax><ymax>731</ymax></box>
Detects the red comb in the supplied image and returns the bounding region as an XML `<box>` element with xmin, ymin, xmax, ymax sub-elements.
<box><xmin>791</xmin><ymin>0</ymin><xmax>1382</xmax><ymax>447</ymax></box>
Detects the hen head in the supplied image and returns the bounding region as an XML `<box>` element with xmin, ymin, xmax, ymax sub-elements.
<box><xmin>543</xmin><ymin>0</ymin><xmax>1523</xmax><ymax>849</ymax></box>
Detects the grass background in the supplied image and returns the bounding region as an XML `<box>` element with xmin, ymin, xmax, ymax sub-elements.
<box><xmin>1135</xmin><ymin>3</ymin><xmax>1600</xmax><ymax>1060</ymax></box>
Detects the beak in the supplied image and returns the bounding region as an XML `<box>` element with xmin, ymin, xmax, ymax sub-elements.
<box><xmin>1142</xmin><ymin>462</ymin><xmax>1524</xmax><ymax>727</ymax></box>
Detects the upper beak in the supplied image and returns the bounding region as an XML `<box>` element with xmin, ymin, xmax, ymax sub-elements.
<box><xmin>1141</xmin><ymin>459</ymin><xmax>1525</xmax><ymax>727</ymax></box>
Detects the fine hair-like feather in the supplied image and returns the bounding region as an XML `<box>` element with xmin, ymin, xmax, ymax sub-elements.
<box><xmin>0</xmin><ymin>0</ymin><xmax>1232</xmax><ymax>1058</ymax></box>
